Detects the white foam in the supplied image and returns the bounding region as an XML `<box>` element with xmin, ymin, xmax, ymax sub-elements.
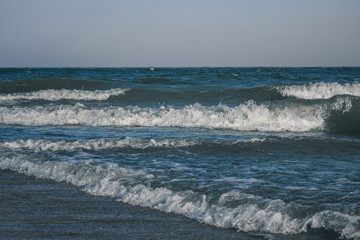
<box><xmin>276</xmin><ymin>82</ymin><xmax>360</xmax><ymax>99</ymax></box>
<box><xmin>0</xmin><ymin>88</ymin><xmax>128</xmax><ymax>102</ymax></box>
<box><xmin>1</xmin><ymin>99</ymin><xmax>349</xmax><ymax>132</ymax></box>
<box><xmin>0</xmin><ymin>156</ymin><xmax>359</xmax><ymax>239</ymax></box>
<box><xmin>1</xmin><ymin>138</ymin><xmax>271</xmax><ymax>152</ymax></box>
<box><xmin>234</xmin><ymin>138</ymin><xmax>266</xmax><ymax>143</ymax></box>
<box><xmin>1</xmin><ymin>138</ymin><xmax>199</xmax><ymax>152</ymax></box>
<box><xmin>303</xmin><ymin>211</ymin><xmax>360</xmax><ymax>239</ymax></box>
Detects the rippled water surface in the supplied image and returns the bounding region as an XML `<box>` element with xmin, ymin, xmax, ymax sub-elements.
<box><xmin>1</xmin><ymin>67</ymin><xmax>359</xmax><ymax>239</ymax></box>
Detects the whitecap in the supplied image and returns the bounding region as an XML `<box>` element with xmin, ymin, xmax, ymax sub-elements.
<box><xmin>0</xmin><ymin>88</ymin><xmax>128</xmax><ymax>102</ymax></box>
<box><xmin>276</xmin><ymin>82</ymin><xmax>360</xmax><ymax>99</ymax></box>
<box><xmin>0</xmin><ymin>100</ymin><xmax>338</xmax><ymax>132</ymax></box>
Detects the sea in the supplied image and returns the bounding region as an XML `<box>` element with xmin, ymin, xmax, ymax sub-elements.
<box><xmin>0</xmin><ymin>67</ymin><xmax>359</xmax><ymax>239</ymax></box>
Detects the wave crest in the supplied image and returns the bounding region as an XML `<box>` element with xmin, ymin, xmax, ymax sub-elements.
<box><xmin>0</xmin><ymin>96</ymin><xmax>358</xmax><ymax>134</ymax></box>
<box><xmin>276</xmin><ymin>82</ymin><xmax>360</xmax><ymax>99</ymax></box>
<box><xmin>0</xmin><ymin>88</ymin><xmax>128</xmax><ymax>102</ymax></box>
<box><xmin>0</xmin><ymin>101</ymin><xmax>328</xmax><ymax>132</ymax></box>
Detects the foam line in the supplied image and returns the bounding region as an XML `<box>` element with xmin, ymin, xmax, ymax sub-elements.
<box><xmin>0</xmin><ymin>88</ymin><xmax>128</xmax><ymax>102</ymax></box>
<box><xmin>1</xmin><ymin>138</ymin><xmax>199</xmax><ymax>152</ymax></box>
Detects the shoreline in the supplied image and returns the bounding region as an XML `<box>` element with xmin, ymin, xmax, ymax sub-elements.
<box><xmin>0</xmin><ymin>169</ymin><xmax>258</xmax><ymax>240</ymax></box>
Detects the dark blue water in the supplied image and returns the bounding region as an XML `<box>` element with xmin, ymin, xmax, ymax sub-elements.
<box><xmin>0</xmin><ymin>68</ymin><xmax>359</xmax><ymax>239</ymax></box>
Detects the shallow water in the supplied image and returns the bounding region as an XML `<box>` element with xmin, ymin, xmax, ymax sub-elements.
<box><xmin>1</xmin><ymin>67</ymin><xmax>359</xmax><ymax>239</ymax></box>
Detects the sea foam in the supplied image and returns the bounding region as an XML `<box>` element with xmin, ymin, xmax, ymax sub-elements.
<box><xmin>0</xmin><ymin>137</ymin><xmax>271</xmax><ymax>153</ymax></box>
<box><xmin>1</xmin><ymin>98</ymin><xmax>351</xmax><ymax>132</ymax></box>
<box><xmin>0</xmin><ymin>156</ymin><xmax>358</xmax><ymax>239</ymax></box>
<box><xmin>0</xmin><ymin>97</ymin><xmax>354</xmax><ymax>132</ymax></box>
<box><xmin>1</xmin><ymin>138</ymin><xmax>199</xmax><ymax>152</ymax></box>
<box><xmin>0</xmin><ymin>88</ymin><xmax>127</xmax><ymax>102</ymax></box>
<box><xmin>276</xmin><ymin>82</ymin><xmax>360</xmax><ymax>99</ymax></box>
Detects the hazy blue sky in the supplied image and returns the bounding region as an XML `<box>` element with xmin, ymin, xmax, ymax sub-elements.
<box><xmin>1</xmin><ymin>0</ymin><xmax>359</xmax><ymax>67</ymax></box>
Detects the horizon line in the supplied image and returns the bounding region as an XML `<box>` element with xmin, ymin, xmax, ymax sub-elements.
<box><xmin>1</xmin><ymin>65</ymin><xmax>360</xmax><ymax>69</ymax></box>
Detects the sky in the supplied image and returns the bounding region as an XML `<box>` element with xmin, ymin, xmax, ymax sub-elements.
<box><xmin>0</xmin><ymin>0</ymin><xmax>359</xmax><ymax>67</ymax></box>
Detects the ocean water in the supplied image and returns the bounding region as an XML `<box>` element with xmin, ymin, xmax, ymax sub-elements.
<box><xmin>0</xmin><ymin>67</ymin><xmax>359</xmax><ymax>239</ymax></box>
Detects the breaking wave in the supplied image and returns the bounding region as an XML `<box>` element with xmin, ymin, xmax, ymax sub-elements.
<box><xmin>276</xmin><ymin>82</ymin><xmax>360</xmax><ymax>99</ymax></box>
<box><xmin>0</xmin><ymin>96</ymin><xmax>356</xmax><ymax>133</ymax></box>
<box><xmin>0</xmin><ymin>156</ymin><xmax>358</xmax><ymax>239</ymax></box>
<box><xmin>0</xmin><ymin>88</ymin><xmax>127</xmax><ymax>102</ymax></box>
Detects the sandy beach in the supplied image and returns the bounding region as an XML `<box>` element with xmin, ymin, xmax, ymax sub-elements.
<box><xmin>0</xmin><ymin>170</ymin><xmax>258</xmax><ymax>240</ymax></box>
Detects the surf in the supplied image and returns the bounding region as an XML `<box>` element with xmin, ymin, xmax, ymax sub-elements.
<box><xmin>0</xmin><ymin>96</ymin><xmax>356</xmax><ymax>133</ymax></box>
<box><xmin>0</xmin><ymin>155</ymin><xmax>358</xmax><ymax>239</ymax></box>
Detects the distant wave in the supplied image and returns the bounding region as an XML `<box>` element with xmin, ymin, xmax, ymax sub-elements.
<box><xmin>0</xmin><ymin>156</ymin><xmax>358</xmax><ymax>239</ymax></box>
<box><xmin>0</xmin><ymin>97</ymin><xmax>357</xmax><ymax>133</ymax></box>
<box><xmin>3</xmin><ymin>81</ymin><xmax>360</xmax><ymax>106</ymax></box>
<box><xmin>276</xmin><ymin>82</ymin><xmax>360</xmax><ymax>99</ymax></box>
<box><xmin>0</xmin><ymin>88</ymin><xmax>128</xmax><ymax>102</ymax></box>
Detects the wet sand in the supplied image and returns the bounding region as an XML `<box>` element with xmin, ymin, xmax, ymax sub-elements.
<box><xmin>0</xmin><ymin>170</ymin><xmax>262</xmax><ymax>240</ymax></box>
